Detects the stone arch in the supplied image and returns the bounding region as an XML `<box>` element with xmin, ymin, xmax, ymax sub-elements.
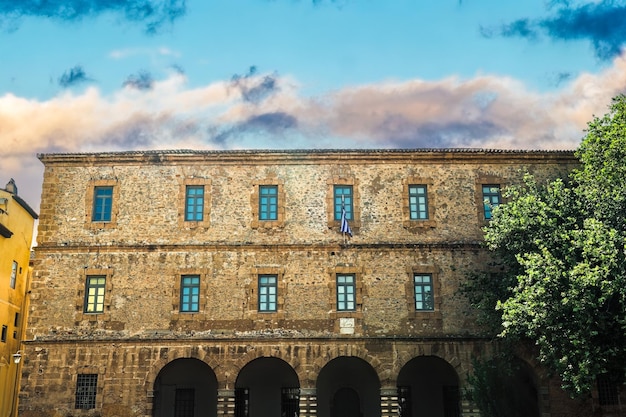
<box><xmin>397</xmin><ymin>355</ymin><xmax>461</xmax><ymax>417</ymax></box>
<box><xmin>394</xmin><ymin>341</ymin><xmax>477</xmax><ymax>386</ymax></box>
<box><xmin>316</xmin><ymin>356</ymin><xmax>382</xmax><ymax>417</ymax></box>
<box><xmin>307</xmin><ymin>343</ymin><xmax>385</xmax><ymax>386</ymax></box>
<box><xmin>151</xmin><ymin>357</ymin><xmax>219</xmax><ymax>417</ymax></box>
<box><xmin>229</xmin><ymin>344</ymin><xmax>303</xmax><ymax>385</ymax></box>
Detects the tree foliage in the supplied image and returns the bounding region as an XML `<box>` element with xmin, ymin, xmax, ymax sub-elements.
<box><xmin>469</xmin><ymin>95</ymin><xmax>626</xmax><ymax>397</ymax></box>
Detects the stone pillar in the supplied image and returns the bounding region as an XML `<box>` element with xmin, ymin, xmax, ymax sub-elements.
<box><xmin>217</xmin><ymin>389</ymin><xmax>236</xmax><ymax>416</ymax></box>
<box><xmin>298</xmin><ymin>387</ymin><xmax>317</xmax><ymax>417</ymax></box>
<box><xmin>380</xmin><ymin>387</ymin><xmax>400</xmax><ymax>417</ymax></box>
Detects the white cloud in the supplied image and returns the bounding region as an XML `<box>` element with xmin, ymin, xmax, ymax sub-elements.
<box><xmin>2</xmin><ymin>52</ymin><xmax>626</xmax><ymax>212</ymax></box>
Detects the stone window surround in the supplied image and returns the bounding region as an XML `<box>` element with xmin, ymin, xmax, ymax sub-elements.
<box><xmin>250</xmin><ymin>177</ymin><xmax>286</xmax><ymax>229</ymax></box>
<box><xmin>327</xmin><ymin>177</ymin><xmax>361</xmax><ymax>232</ymax></box>
<box><xmin>328</xmin><ymin>265</ymin><xmax>365</xmax><ymax>320</ymax></box>
<box><xmin>172</xmin><ymin>269</ymin><xmax>209</xmax><ymax>321</ymax></box>
<box><xmin>246</xmin><ymin>266</ymin><xmax>286</xmax><ymax>319</ymax></box>
<box><xmin>405</xmin><ymin>265</ymin><xmax>442</xmax><ymax>321</ymax></box>
<box><xmin>85</xmin><ymin>179</ymin><xmax>119</xmax><ymax>230</ymax></box>
<box><xmin>475</xmin><ymin>175</ymin><xmax>506</xmax><ymax>223</ymax></box>
<box><xmin>402</xmin><ymin>177</ymin><xmax>436</xmax><ymax>229</ymax></box>
<box><xmin>72</xmin><ymin>368</ymin><xmax>105</xmax><ymax>410</ymax></box>
<box><xmin>75</xmin><ymin>268</ymin><xmax>113</xmax><ymax>322</ymax></box>
<box><xmin>179</xmin><ymin>177</ymin><xmax>212</xmax><ymax>228</ymax></box>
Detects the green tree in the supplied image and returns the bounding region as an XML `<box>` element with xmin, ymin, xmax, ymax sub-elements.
<box><xmin>469</xmin><ymin>95</ymin><xmax>626</xmax><ymax>398</ymax></box>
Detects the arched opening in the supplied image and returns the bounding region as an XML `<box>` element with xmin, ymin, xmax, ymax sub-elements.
<box><xmin>465</xmin><ymin>355</ymin><xmax>541</xmax><ymax>417</ymax></box>
<box><xmin>152</xmin><ymin>358</ymin><xmax>218</xmax><ymax>417</ymax></box>
<box><xmin>397</xmin><ymin>356</ymin><xmax>460</xmax><ymax>417</ymax></box>
<box><xmin>234</xmin><ymin>356</ymin><xmax>300</xmax><ymax>417</ymax></box>
<box><xmin>316</xmin><ymin>356</ymin><xmax>381</xmax><ymax>417</ymax></box>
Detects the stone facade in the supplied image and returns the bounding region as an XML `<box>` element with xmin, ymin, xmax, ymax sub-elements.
<box><xmin>20</xmin><ymin>149</ymin><xmax>603</xmax><ymax>417</ymax></box>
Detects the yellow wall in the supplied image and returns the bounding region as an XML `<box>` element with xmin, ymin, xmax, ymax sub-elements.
<box><xmin>0</xmin><ymin>183</ymin><xmax>37</xmax><ymax>417</ymax></box>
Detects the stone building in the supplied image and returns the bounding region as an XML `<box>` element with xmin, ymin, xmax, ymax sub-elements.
<box><xmin>21</xmin><ymin>148</ymin><xmax>593</xmax><ymax>417</ymax></box>
<box><xmin>0</xmin><ymin>178</ymin><xmax>38</xmax><ymax>417</ymax></box>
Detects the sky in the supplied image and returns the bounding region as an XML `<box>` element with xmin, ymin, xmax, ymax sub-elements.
<box><xmin>1</xmin><ymin>0</ymin><xmax>626</xmax><ymax>215</ymax></box>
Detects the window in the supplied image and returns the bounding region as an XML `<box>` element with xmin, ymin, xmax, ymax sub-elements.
<box><xmin>75</xmin><ymin>374</ymin><xmax>98</xmax><ymax>409</ymax></box>
<box><xmin>180</xmin><ymin>275</ymin><xmax>200</xmax><ymax>313</ymax></box>
<box><xmin>409</xmin><ymin>185</ymin><xmax>429</xmax><ymax>220</ymax></box>
<box><xmin>1</xmin><ymin>325</ymin><xmax>6</xmax><ymax>342</ymax></box>
<box><xmin>14</xmin><ymin>312</ymin><xmax>19</xmax><ymax>327</ymax></box>
<box><xmin>482</xmin><ymin>184</ymin><xmax>501</xmax><ymax>220</ymax></box>
<box><xmin>10</xmin><ymin>260</ymin><xmax>17</xmax><ymax>289</ymax></box>
<box><xmin>258</xmin><ymin>275</ymin><xmax>277</xmax><ymax>312</ymax></box>
<box><xmin>185</xmin><ymin>185</ymin><xmax>204</xmax><ymax>221</ymax></box>
<box><xmin>414</xmin><ymin>274</ymin><xmax>434</xmax><ymax>311</ymax></box>
<box><xmin>259</xmin><ymin>185</ymin><xmax>278</xmax><ymax>221</ymax></box>
<box><xmin>597</xmin><ymin>374</ymin><xmax>620</xmax><ymax>406</ymax></box>
<box><xmin>84</xmin><ymin>275</ymin><xmax>106</xmax><ymax>313</ymax></box>
<box><xmin>92</xmin><ymin>186</ymin><xmax>113</xmax><ymax>222</ymax></box>
<box><xmin>337</xmin><ymin>274</ymin><xmax>356</xmax><ymax>311</ymax></box>
<box><xmin>334</xmin><ymin>185</ymin><xmax>353</xmax><ymax>221</ymax></box>
<box><xmin>175</xmin><ymin>388</ymin><xmax>195</xmax><ymax>417</ymax></box>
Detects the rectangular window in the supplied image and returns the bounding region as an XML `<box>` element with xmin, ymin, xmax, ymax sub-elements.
<box><xmin>597</xmin><ymin>374</ymin><xmax>620</xmax><ymax>406</ymax></box>
<box><xmin>336</xmin><ymin>274</ymin><xmax>356</xmax><ymax>311</ymax></box>
<box><xmin>259</xmin><ymin>185</ymin><xmax>278</xmax><ymax>221</ymax></box>
<box><xmin>258</xmin><ymin>275</ymin><xmax>278</xmax><ymax>312</ymax></box>
<box><xmin>14</xmin><ymin>312</ymin><xmax>19</xmax><ymax>327</ymax></box>
<box><xmin>180</xmin><ymin>275</ymin><xmax>200</xmax><ymax>313</ymax></box>
<box><xmin>185</xmin><ymin>185</ymin><xmax>204</xmax><ymax>221</ymax></box>
<box><xmin>482</xmin><ymin>185</ymin><xmax>501</xmax><ymax>220</ymax></box>
<box><xmin>10</xmin><ymin>260</ymin><xmax>17</xmax><ymax>289</ymax></box>
<box><xmin>92</xmin><ymin>186</ymin><xmax>113</xmax><ymax>222</ymax></box>
<box><xmin>334</xmin><ymin>185</ymin><xmax>353</xmax><ymax>221</ymax></box>
<box><xmin>175</xmin><ymin>388</ymin><xmax>195</xmax><ymax>417</ymax></box>
<box><xmin>1</xmin><ymin>325</ymin><xmax>6</xmax><ymax>342</ymax></box>
<box><xmin>414</xmin><ymin>274</ymin><xmax>434</xmax><ymax>311</ymax></box>
<box><xmin>409</xmin><ymin>185</ymin><xmax>429</xmax><ymax>220</ymax></box>
<box><xmin>75</xmin><ymin>374</ymin><xmax>98</xmax><ymax>409</ymax></box>
<box><xmin>84</xmin><ymin>275</ymin><xmax>106</xmax><ymax>313</ymax></box>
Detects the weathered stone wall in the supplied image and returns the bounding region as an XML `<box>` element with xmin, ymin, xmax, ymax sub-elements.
<box><xmin>21</xmin><ymin>149</ymin><xmax>590</xmax><ymax>417</ymax></box>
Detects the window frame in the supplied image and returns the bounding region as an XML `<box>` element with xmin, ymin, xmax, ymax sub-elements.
<box><xmin>1</xmin><ymin>325</ymin><xmax>6</xmax><ymax>343</ymax></box>
<box><xmin>83</xmin><ymin>275</ymin><xmax>107</xmax><ymax>314</ymax></box>
<box><xmin>180</xmin><ymin>275</ymin><xmax>201</xmax><ymax>313</ymax></box>
<box><xmin>246</xmin><ymin>267</ymin><xmax>285</xmax><ymax>318</ymax></box>
<box><xmin>258</xmin><ymin>274</ymin><xmax>278</xmax><ymax>312</ymax></box>
<box><xmin>251</xmin><ymin>178</ymin><xmax>285</xmax><ymax>229</ymax></box>
<box><xmin>482</xmin><ymin>184</ymin><xmax>501</xmax><ymax>220</ymax></box>
<box><xmin>172</xmin><ymin>270</ymin><xmax>208</xmax><ymax>320</ymax></box>
<box><xmin>258</xmin><ymin>185</ymin><xmax>279</xmax><ymax>221</ymax></box>
<box><xmin>475</xmin><ymin>176</ymin><xmax>506</xmax><ymax>223</ymax></box>
<box><xmin>184</xmin><ymin>185</ymin><xmax>205</xmax><ymax>222</ymax></box>
<box><xmin>403</xmin><ymin>177</ymin><xmax>436</xmax><ymax>229</ymax></box>
<box><xmin>405</xmin><ymin>266</ymin><xmax>442</xmax><ymax>322</ymax></box>
<box><xmin>179</xmin><ymin>178</ymin><xmax>211</xmax><ymax>228</ymax></box>
<box><xmin>413</xmin><ymin>273</ymin><xmax>435</xmax><ymax>311</ymax></box>
<box><xmin>85</xmin><ymin>179</ymin><xmax>119</xmax><ymax>229</ymax></box>
<box><xmin>10</xmin><ymin>260</ymin><xmax>17</xmax><ymax>289</ymax></box>
<box><xmin>327</xmin><ymin>177</ymin><xmax>361</xmax><ymax>231</ymax></box>
<box><xmin>75</xmin><ymin>374</ymin><xmax>98</xmax><ymax>410</ymax></box>
<box><xmin>336</xmin><ymin>273</ymin><xmax>357</xmax><ymax>312</ymax></box>
<box><xmin>76</xmin><ymin>268</ymin><xmax>113</xmax><ymax>322</ymax></box>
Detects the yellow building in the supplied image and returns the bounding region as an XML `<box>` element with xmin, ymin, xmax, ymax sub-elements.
<box><xmin>0</xmin><ymin>179</ymin><xmax>37</xmax><ymax>417</ymax></box>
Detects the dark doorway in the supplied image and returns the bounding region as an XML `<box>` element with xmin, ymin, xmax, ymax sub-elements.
<box><xmin>332</xmin><ymin>387</ymin><xmax>362</xmax><ymax>417</ymax></box>
<box><xmin>235</xmin><ymin>357</ymin><xmax>300</xmax><ymax>417</ymax></box>
<box><xmin>316</xmin><ymin>356</ymin><xmax>380</xmax><ymax>417</ymax></box>
<box><xmin>153</xmin><ymin>358</ymin><xmax>218</xmax><ymax>417</ymax></box>
<box><xmin>397</xmin><ymin>356</ymin><xmax>460</xmax><ymax>417</ymax></box>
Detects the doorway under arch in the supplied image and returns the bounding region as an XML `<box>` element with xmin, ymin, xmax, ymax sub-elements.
<box><xmin>235</xmin><ymin>356</ymin><xmax>300</xmax><ymax>417</ymax></box>
<box><xmin>397</xmin><ymin>355</ymin><xmax>460</xmax><ymax>417</ymax></box>
<box><xmin>316</xmin><ymin>356</ymin><xmax>381</xmax><ymax>417</ymax></box>
<box><xmin>152</xmin><ymin>358</ymin><xmax>218</xmax><ymax>417</ymax></box>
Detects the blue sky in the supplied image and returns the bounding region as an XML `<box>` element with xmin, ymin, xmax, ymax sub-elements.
<box><xmin>1</xmin><ymin>0</ymin><xmax>626</xmax><ymax>211</ymax></box>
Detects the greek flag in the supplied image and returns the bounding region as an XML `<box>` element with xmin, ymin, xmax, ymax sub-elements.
<box><xmin>340</xmin><ymin>203</ymin><xmax>352</xmax><ymax>237</ymax></box>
